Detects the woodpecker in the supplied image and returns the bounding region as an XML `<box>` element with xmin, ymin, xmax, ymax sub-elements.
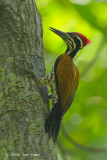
<box><xmin>36</xmin><ymin>27</ymin><xmax>90</xmax><ymax>142</ymax></box>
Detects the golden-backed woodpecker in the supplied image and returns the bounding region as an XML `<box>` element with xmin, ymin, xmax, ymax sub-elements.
<box><xmin>38</xmin><ymin>27</ymin><xmax>91</xmax><ymax>143</ymax></box>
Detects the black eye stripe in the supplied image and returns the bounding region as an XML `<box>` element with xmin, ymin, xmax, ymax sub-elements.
<box><xmin>72</xmin><ymin>34</ymin><xmax>76</xmax><ymax>38</ymax></box>
<box><xmin>65</xmin><ymin>39</ymin><xmax>74</xmax><ymax>49</ymax></box>
<box><xmin>74</xmin><ymin>37</ymin><xmax>81</xmax><ymax>48</ymax></box>
<box><xmin>68</xmin><ymin>34</ymin><xmax>81</xmax><ymax>49</ymax></box>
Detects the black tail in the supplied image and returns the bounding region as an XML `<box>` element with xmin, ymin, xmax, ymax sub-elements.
<box><xmin>45</xmin><ymin>103</ymin><xmax>62</xmax><ymax>143</ymax></box>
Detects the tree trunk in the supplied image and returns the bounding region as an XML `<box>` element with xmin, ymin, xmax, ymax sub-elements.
<box><xmin>0</xmin><ymin>0</ymin><xmax>58</xmax><ymax>160</ymax></box>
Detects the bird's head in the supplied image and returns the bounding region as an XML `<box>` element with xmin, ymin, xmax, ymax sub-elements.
<box><xmin>49</xmin><ymin>27</ymin><xmax>91</xmax><ymax>58</ymax></box>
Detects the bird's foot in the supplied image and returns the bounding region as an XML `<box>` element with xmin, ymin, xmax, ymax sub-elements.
<box><xmin>48</xmin><ymin>93</ymin><xmax>52</xmax><ymax>100</ymax></box>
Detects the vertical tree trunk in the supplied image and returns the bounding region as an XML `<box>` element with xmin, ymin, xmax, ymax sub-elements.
<box><xmin>0</xmin><ymin>0</ymin><xmax>58</xmax><ymax>160</ymax></box>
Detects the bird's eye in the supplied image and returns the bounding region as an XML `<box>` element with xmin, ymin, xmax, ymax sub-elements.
<box><xmin>72</xmin><ymin>34</ymin><xmax>75</xmax><ymax>38</ymax></box>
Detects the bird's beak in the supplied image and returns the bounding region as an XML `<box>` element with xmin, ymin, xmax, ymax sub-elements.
<box><xmin>49</xmin><ymin>27</ymin><xmax>69</xmax><ymax>42</ymax></box>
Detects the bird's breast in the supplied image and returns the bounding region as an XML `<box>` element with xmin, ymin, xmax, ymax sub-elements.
<box><xmin>55</xmin><ymin>54</ymin><xmax>79</xmax><ymax>113</ymax></box>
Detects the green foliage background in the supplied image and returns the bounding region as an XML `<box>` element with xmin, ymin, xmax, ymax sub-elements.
<box><xmin>36</xmin><ymin>0</ymin><xmax>107</xmax><ymax>159</ymax></box>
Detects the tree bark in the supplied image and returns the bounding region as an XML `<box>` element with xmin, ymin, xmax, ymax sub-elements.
<box><xmin>0</xmin><ymin>0</ymin><xmax>58</xmax><ymax>160</ymax></box>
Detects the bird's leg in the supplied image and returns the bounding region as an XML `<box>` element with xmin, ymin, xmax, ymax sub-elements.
<box><xmin>48</xmin><ymin>93</ymin><xmax>52</xmax><ymax>99</ymax></box>
<box><xmin>50</xmin><ymin>85</ymin><xmax>58</xmax><ymax>106</ymax></box>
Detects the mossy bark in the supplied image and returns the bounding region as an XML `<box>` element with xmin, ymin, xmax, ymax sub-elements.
<box><xmin>0</xmin><ymin>0</ymin><xmax>58</xmax><ymax>160</ymax></box>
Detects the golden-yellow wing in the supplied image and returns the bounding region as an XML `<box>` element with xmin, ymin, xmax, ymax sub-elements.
<box><xmin>55</xmin><ymin>54</ymin><xmax>79</xmax><ymax>114</ymax></box>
